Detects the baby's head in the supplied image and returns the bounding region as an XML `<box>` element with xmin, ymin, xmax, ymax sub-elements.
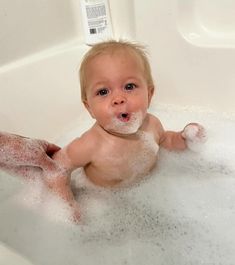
<box><xmin>79</xmin><ymin>40</ymin><xmax>154</xmax><ymax>103</ymax></box>
<box><xmin>79</xmin><ymin>40</ymin><xmax>155</xmax><ymax>135</ymax></box>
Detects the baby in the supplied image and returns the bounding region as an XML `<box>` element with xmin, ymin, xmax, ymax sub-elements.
<box><xmin>48</xmin><ymin>40</ymin><xmax>206</xmax><ymax>218</ymax></box>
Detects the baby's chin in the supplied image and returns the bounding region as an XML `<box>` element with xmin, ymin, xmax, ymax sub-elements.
<box><xmin>107</xmin><ymin>125</ymin><xmax>139</xmax><ymax>135</ymax></box>
<box><xmin>105</xmin><ymin>111</ymin><xmax>143</xmax><ymax>135</ymax></box>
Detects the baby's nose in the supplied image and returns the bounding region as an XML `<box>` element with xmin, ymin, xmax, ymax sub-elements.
<box><xmin>112</xmin><ymin>96</ymin><xmax>126</xmax><ymax>106</ymax></box>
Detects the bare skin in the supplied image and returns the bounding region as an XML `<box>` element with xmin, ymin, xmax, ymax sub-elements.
<box><xmin>0</xmin><ymin>132</ymin><xmax>61</xmax><ymax>178</ymax></box>
<box><xmin>54</xmin><ymin>114</ymin><xmax>178</xmax><ymax>185</ymax></box>
<box><xmin>0</xmin><ymin>132</ymin><xmax>80</xmax><ymax>220</ymax></box>
<box><xmin>0</xmin><ymin>46</ymin><xmax>206</xmax><ymax>222</ymax></box>
<box><xmin>49</xmin><ymin>49</ymin><xmax>206</xmax><ymax>220</ymax></box>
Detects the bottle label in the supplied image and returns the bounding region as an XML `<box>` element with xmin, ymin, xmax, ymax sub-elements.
<box><xmin>81</xmin><ymin>0</ymin><xmax>113</xmax><ymax>44</ymax></box>
<box><xmin>86</xmin><ymin>4</ymin><xmax>107</xmax><ymax>35</ymax></box>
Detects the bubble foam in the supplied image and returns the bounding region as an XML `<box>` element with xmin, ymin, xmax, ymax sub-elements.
<box><xmin>14</xmin><ymin>178</ymin><xmax>76</xmax><ymax>225</ymax></box>
<box><xmin>106</xmin><ymin>111</ymin><xmax>143</xmax><ymax>134</ymax></box>
<box><xmin>1</xmin><ymin>104</ymin><xmax>235</xmax><ymax>265</ymax></box>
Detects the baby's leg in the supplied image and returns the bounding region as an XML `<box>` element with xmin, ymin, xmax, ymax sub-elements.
<box><xmin>182</xmin><ymin>123</ymin><xmax>207</xmax><ymax>151</ymax></box>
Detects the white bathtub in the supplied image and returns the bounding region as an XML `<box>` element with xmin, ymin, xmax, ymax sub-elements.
<box><xmin>1</xmin><ymin>1</ymin><xmax>235</xmax><ymax>264</ymax></box>
<box><xmin>0</xmin><ymin>44</ymin><xmax>89</xmax><ymax>141</ymax></box>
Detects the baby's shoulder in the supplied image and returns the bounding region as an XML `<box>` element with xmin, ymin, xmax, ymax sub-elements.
<box><xmin>145</xmin><ymin>113</ymin><xmax>162</xmax><ymax>127</ymax></box>
<box><xmin>65</xmin><ymin>126</ymin><xmax>101</xmax><ymax>159</ymax></box>
<box><xmin>71</xmin><ymin>126</ymin><xmax>100</xmax><ymax>147</ymax></box>
<box><xmin>142</xmin><ymin>113</ymin><xmax>164</xmax><ymax>138</ymax></box>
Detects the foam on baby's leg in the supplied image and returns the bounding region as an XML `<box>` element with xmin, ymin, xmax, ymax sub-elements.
<box><xmin>182</xmin><ymin>123</ymin><xmax>207</xmax><ymax>152</ymax></box>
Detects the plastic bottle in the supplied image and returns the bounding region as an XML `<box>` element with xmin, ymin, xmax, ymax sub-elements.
<box><xmin>80</xmin><ymin>0</ymin><xmax>113</xmax><ymax>45</ymax></box>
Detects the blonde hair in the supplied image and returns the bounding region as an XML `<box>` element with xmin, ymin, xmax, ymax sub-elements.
<box><xmin>79</xmin><ymin>40</ymin><xmax>154</xmax><ymax>102</ymax></box>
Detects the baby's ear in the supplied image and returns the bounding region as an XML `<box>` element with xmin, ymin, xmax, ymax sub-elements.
<box><xmin>148</xmin><ymin>86</ymin><xmax>154</xmax><ymax>105</ymax></box>
<box><xmin>83</xmin><ymin>100</ymin><xmax>95</xmax><ymax>119</ymax></box>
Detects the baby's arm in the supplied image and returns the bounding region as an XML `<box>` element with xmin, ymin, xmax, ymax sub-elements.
<box><xmin>159</xmin><ymin>129</ymin><xmax>187</xmax><ymax>151</ymax></box>
<box><xmin>156</xmin><ymin>118</ymin><xmax>206</xmax><ymax>151</ymax></box>
<box><xmin>44</xmin><ymin>132</ymin><xmax>94</xmax><ymax>219</ymax></box>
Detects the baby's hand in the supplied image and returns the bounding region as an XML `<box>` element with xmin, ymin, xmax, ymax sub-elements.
<box><xmin>182</xmin><ymin>123</ymin><xmax>207</xmax><ymax>151</ymax></box>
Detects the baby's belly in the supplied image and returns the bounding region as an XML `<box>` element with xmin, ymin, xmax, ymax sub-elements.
<box><xmin>84</xmin><ymin>145</ymin><xmax>159</xmax><ymax>188</ymax></box>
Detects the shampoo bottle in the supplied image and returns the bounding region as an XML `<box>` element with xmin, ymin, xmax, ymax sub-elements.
<box><xmin>80</xmin><ymin>0</ymin><xmax>113</xmax><ymax>45</ymax></box>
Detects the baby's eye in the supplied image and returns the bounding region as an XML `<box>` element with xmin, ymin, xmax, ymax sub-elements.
<box><xmin>124</xmin><ymin>83</ymin><xmax>137</xmax><ymax>91</ymax></box>
<box><xmin>97</xmin><ymin>88</ymin><xmax>109</xmax><ymax>96</ymax></box>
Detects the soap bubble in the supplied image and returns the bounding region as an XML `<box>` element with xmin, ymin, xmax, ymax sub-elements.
<box><xmin>0</xmin><ymin>104</ymin><xmax>235</xmax><ymax>265</ymax></box>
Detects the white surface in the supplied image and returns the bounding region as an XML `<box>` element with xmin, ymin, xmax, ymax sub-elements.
<box><xmin>1</xmin><ymin>0</ymin><xmax>235</xmax><ymax>264</ymax></box>
<box><xmin>134</xmin><ymin>0</ymin><xmax>235</xmax><ymax>113</ymax></box>
<box><xmin>0</xmin><ymin>44</ymin><xmax>88</xmax><ymax>140</ymax></box>
<box><xmin>1</xmin><ymin>106</ymin><xmax>235</xmax><ymax>265</ymax></box>
<box><xmin>0</xmin><ymin>243</ymin><xmax>32</xmax><ymax>265</ymax></box>
<box><xmin>0</xmin><ymin>0</ymin><xmax>135</xmax><ymax>67</ymax></box>
<box><xmin>0</xmin><ymin>0</ymin><xmax>83</xmax><ymax>66</ymax></box>
<box><xmin>178</xmin><ymin>0</ymin><xmax>235</xmax><ymax>47</ymax></box>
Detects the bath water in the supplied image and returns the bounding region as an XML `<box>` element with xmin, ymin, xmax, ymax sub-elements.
<box><xmin>0</xmin><ymin>104</ymin><xmax>235</xmax><ymax>265</ymax></box>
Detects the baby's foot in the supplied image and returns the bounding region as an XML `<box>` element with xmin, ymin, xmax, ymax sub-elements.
<box><xmin>182</xmin><ymin>123</ymin><xmax>207</xmax><ymax>151</ymax></box>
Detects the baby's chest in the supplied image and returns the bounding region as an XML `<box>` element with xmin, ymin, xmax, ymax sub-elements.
<box><xmin>95</xmin><ymin>133</ymin><xmax>159</xmax><ymax>176</ymax></box>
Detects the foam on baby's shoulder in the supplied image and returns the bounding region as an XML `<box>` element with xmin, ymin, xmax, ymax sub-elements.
<box><xmin>123</xmin><ymin>131</ymin><xmax>159</xmax><ymax>183</ymax></box>
<box><xmin>71</xmin><ymin>168</ymin><xmax>98</xmax><ymax>190</ymax></box>
<box><xmin>138</xmin><ymin>131</ymin><xmax>159</xmax><ymax>154</ymax></box>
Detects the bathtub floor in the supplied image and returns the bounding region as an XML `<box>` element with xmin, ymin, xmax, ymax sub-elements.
<box><xmin>0</xmin><ymin>105</ymin><xmax>235</xmax><ymax>265</ymax></box>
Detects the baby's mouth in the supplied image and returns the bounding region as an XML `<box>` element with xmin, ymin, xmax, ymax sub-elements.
<box><xmin>106</xmin><ymin>111</ymin><xmax>143</xmax><ymax>135</ymax></box>
<box><xmin>117</xmin><ymin>112</ymin><xmax>130</xmax><ymax>122</ymax></box>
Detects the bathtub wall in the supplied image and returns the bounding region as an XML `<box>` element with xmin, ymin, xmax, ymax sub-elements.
<box><xmin>0</xmin><ymin>0</ymin><xmax>235</xmax><ymax>140</ymax></box>
<box><xmin>0</xmin><ymin>0</ymin><xmax>135</xmax><ymax>140</ymax></box>
<box><xmin>0</xmin><ymin>0</ymin><xmax>81</xmax><ymax>66</ymax></box>
<box><xmin>134</xmin><ymin>0</ymin><xmax>235</xmax><ymax>113</ymax></box>
<box><xmin>0</xmin><ymin>0</ymin><xmax>135</xmax><ymax>67</ymax></box>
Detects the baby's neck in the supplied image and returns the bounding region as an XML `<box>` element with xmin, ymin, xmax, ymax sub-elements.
<box><xmin>99</xmin><ymin>124</ymin><xmax>140</xmax><ymax>139</ymax></box>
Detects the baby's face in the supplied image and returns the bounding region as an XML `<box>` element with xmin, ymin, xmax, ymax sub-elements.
<box><xmin>83</xmin><ymin>50</ymin><xmax>153</xmax><ymax>135</ymax></box>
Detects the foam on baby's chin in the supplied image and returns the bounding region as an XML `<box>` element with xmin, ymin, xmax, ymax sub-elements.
<box><xmin>106</xmin><ymin>111</ymin><xmax>143</xmax><ymax>134</ymax></box>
